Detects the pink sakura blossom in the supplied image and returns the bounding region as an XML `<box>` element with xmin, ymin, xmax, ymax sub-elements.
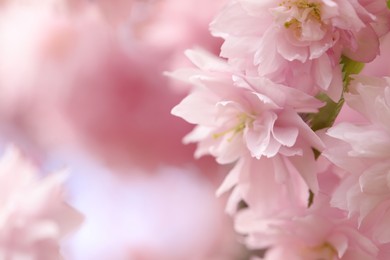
<box><xmin>210</xmin><ymin>0</ymin><xmax>381</xmax><ymax>100</ymax></box>
<box><xmin>235</xmin><ymin>195</ymin><xmax>378</xmax><ymax>260</ymax></box>
<box><xmin>171</xmin><ymin>49</ymin><xmax>324</xmax><ymax>215</ymax></box>
<box><xmin>0</xmin><ymin>145</ymin><xmax>82</xmax><ymax>259</ymax></box>
<box><xmin>217</xmin><ymin>155</ymin><xmax>311</xmax><ymax>217</ymax></box>
<box><xmin>172</xmin><ymin>49</ymin><xmax>323</xmax><ymax>162</ymax></box>
<box><xmin>324</xmin><ymin>76</ymin><xmax>390</xmax><ymax>244</ymax></box>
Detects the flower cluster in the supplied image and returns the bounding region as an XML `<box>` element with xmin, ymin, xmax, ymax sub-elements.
<box><xmin>172</xmin><ymin>0</ymin><xmax>390</xmax><ymax>259</ymax></box>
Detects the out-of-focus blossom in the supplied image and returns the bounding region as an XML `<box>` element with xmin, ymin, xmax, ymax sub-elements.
<box><xmin>140</xmin><ymin>0</ymin><xmax>224</xmax><ymax>67</ymax></box>
<box><xmin>0</xmin><ymin>1</ymin><xmax>240</xmax><ymax>258</ymax></box>
<box><xmin>55</xmin><ymin>152</ymin><xmax>240</xmax><ymax>260</ymax></box>
<box><xmin>0</xmin><ymin>0</ymin><xmax>111</xmax><ymax>156</ymax></box>
<box><xmin>66</xmin><ymin>0</ymin><xmax>136</xmax><ymax>24</ymax></box>
<box><xmin>0</xmin><ymin>145</ymin><xmax>82</xmax><ymax>259</ymax></box>
<box><xmin>63</xmin><ymin>41</ymin><xmax>196</xmax><ymax>169</ymax></box>
<box><xmin>0</xmin><ymin>0</ymin><xmax>225</xmax><ymax>171</ymax></box>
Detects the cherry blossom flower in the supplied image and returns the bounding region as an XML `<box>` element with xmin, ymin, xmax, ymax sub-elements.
<box><xmin>171</xmin><ymin>49</ymin><xmax>324</xmax><ymax>216</ymax></box>
<box><xmin>235</xmin><ymin>195</ymin><xmax>378</xmax><ymax>260</ymax></box>
<box><xmin>172</xmin><ymin>49</ymin><xmax>323</xmax><ymax>162</ymax></box>
<box><xmin>324</xmin><ymin>76</ymin><xmax>390</xmax><ymax>244</ymax></box>
<box><xmin>210</xmin><ymin>0</ymin><xmax>382</xmax><ymax>100</ymax></box>
<box><xmin>168</xmin><ymin>0</ymin><xmax>390</xmax><ymax>259</ymax></box>
<box><xmin>217</xmin><ymin>154</ymin><xmax>311</xmax><ymax>217</ymax></box>
<box><xmin>0</xmin><ymin>145</ymin><xmax>82</xmax><ymax>259</ymax></box>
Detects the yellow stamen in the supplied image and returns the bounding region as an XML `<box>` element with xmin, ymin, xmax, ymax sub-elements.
<box><xmin>280</xmin><ymin>0</ymin><xmax>322</xmax><ymax>30</ymax></box>
<box><xmin>301</xmin><ymin>242</ymin><xmax>338</xmax><ymax>260</ymax></box>
<box><xmin>213</xmin><ymin>113</ymin><xmax>254</xmax><ymax>142</ymax></box>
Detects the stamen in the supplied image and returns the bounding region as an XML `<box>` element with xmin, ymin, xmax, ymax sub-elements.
<box><xmin>301</xmin><ymin>242</ymin><xmax>338</xmax><ymax>260</ymax></box>
<box><xmin>280</xmin><ymin>0</ymin><xmax>322</xmax><ymax>26</ymax></box>
<box><xmin>213</xmin><ymin>113</ymin><xmax>254</xmax><ymax>142</ymax></box>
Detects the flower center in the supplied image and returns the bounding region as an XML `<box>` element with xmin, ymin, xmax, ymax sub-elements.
<box><xmin>213</xmin><ymin>113</ymin><xmax>254</xmax><ymax>142</ymax></box>
<box><xmin>279</xmin><ymin>0</ymin><xmax>322</xmax><ymax>32</ymax></box>
<box><xmin>300</xmin><ymin>242</ymin><xmax>337</xmax><ymax>260</ymax></box>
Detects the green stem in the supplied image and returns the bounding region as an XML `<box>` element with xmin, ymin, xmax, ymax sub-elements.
<box><xmin>307</xmin><ymin>56</ymin><xmax>365</xmax><ymax>131</ymax></box>
<box><xmin>306</xmin><ymin>56</ymin><xmax>364</xmax><ymax>207</ymax></box>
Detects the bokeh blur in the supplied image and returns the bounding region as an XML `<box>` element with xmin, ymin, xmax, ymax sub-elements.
<box><xmin>0</xmin><ymin>0</ymin><xmax>247</xmax><ymax>259</ymax></box>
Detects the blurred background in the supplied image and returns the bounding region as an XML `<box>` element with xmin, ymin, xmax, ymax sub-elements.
<box><xmin>0</xmin><ymin>0</ymin><xmax>252</xmax><ymax>259</ymax></box>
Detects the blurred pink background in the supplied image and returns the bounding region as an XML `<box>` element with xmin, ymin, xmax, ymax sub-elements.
<box><xmin>0</xmin><ymin>0</ymin><xmax>247</xmax><ymax>259</ymax></box>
